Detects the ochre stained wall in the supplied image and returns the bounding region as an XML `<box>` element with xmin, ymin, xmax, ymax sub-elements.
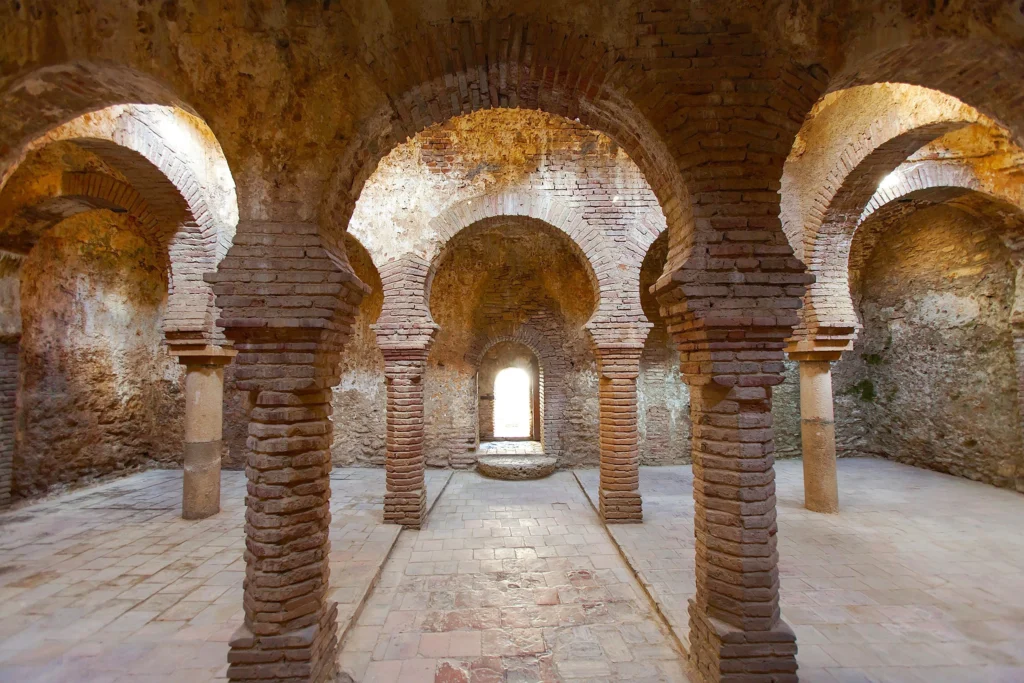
<box><xmin>14</xmin><ymin>210</ymin><xmax>183</xmax><ymax>498</ymax></box>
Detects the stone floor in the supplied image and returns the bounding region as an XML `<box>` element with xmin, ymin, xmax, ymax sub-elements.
<box><xmin>0</xmin><ymin>467</ymin><xmax>450</xmax><ymax>682</ymax></box>
<box><xmin>577</xmin><ymin>459</ymin><xmax>1024</xmax><ymax>683</ymax></box>
<box><xmin>2</xmin><ymin>458</ymin><xmax>1023</xmax><ymax>682</ymax></box>
<box><xmin>476</xmin><ymin>441</ymin><xmax>543</xmax><ymax>455</ymax></box>
<box><xmin>337</xmin><ymin>471</ymin><xmax>686</xmax><ymax>682</ymax></box>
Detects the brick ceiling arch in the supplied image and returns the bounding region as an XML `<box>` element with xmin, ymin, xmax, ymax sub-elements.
<box><xmin>318</xmin><ymin>17</ymin><xmax>689</xmax><ymax>277</ymax></box>
<box><xmin>0</xmin><ymin>85</ymin><xmax>240</xmax><ymax>345</ymax></box>
<box><xmin>829</xmin><ymin>38</ymin><xmax>1024</xmax><ymax>150</ymax></box>
<box><xmin>782</xmin><ymin>83</ymin><xmax>986</xmax><ymax>354</ymax></box>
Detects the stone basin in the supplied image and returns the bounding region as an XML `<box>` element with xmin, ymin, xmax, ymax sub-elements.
<box><xmin>476</xmin><ymin>455</ymin><xmax>558</xmax><ymax>480</ymax></box>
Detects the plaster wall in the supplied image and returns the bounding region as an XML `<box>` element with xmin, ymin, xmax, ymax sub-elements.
<box><xmin>13</xmin><ymin>210</ymin><xmax>183</xmax><ymax>498</ymax></box>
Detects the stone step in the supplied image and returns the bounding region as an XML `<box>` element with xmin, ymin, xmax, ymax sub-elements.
<box><xmin>476</xmin><ymin>455</ymin><xmax>558</xmax><ymax>480</ymax></box>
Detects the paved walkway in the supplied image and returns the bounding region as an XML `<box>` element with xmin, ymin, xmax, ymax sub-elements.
<box><xmin>337</xmin><ymin>471</ymin><xmax>686</xmax><ymax>682</ymax></box>
<box><xmin>0</xmin><ymin>467</ymin><xmax>450</xmax><ymax>682</ymax></box>
<box><xmin>577</xmin><ymin>458</ymin><xmax>1024</xmax><ymax>683</ymax></box>
<box><xmin>3</xmin><ymin>458</ymin><xmax>1022</xmax><ymax>682</ymax></box>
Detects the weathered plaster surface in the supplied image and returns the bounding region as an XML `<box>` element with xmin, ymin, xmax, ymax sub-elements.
<box><xmin>834</xmin><ymin>204</ymin><xmax>1023</xmax><ymax>490</ymax></box>
<box><xmin>14</xmin><ymin>210</ymin><xmax>182</xmax><ymax>498</ymax></box>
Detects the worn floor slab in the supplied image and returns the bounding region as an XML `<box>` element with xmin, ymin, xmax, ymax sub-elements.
<box><xmin>476</xmin><ymin>441</ymin><xmax>544</xmax><ymax>455</ymax></box>
<box><xmin>337</xmin><ymin>471</ymin><xmax>687</xmax><ymax>682</ymax></box>
<box><xmin>576</xmin><ymin>458</ymin><xmax>1024</xmax><ymax>683</ymax></box>
<box><xmin>0</xmin><ymin>467</ymin><xmax>450</xmax><ymax>682</ymax></box>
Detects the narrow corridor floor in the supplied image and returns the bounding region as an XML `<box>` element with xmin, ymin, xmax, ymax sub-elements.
<box><xmin>337</xmin><ymin>471</ymin><xmax>686</xmax><ymax>682</ymax></box>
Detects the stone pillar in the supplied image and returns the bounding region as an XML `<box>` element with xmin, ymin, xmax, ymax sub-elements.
<box><xmin>798</xmin><ymin>359</ymin><xmax>839</xmax><ymax>513</ymax></box>
<box><xmin>382</xmin><ymin>347</ymin><xmax>428</xmax><ymax>528</ymax></box>
<box><xmin>0</xmin><ymin>338</ymin><xmax>18</xmax><ymax>508</ymax></box>
<box><xmin>171</xmin><ymin>345</ymin><xmax>236</xmax><ymax>519</ymax></box>
<box><xmin>595</xmin><ymin>346</ymin><xmax>643</xmax><ymax>523</ymax></box>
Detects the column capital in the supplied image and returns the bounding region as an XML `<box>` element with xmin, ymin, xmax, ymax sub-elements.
<box><xmin>785</xmin><ymin>338</ymin><xmax>849</xmax><ymax>362</ymax></box>
<box><xmin>168</xmin><ymin>343</ymin><xmax>238</xmax><ymax>367</ymax></box>
<box><xmin>593</xmin><ymin>344</ymin><xmax>643</xmax><ymax>379</ymax></box>
<box><xmin>379</xmin><ymin>344</ymin><xmax>432</xmax><ymax>364</ymax></box>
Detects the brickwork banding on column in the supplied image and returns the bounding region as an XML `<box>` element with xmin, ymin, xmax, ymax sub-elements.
<box><xmin>381</xmin><ymin>348</ymin><xmax>429</xmax><ymax>528</ymax></box>
<box><xmin>595</xmin><ymin>346</ymin><xmax>644</xmax><ymax>523</ymax></box>
<box><xmin>208</xmin><ymin>220</ymin><xmax>367</xmax><ymax>682</ymax></box>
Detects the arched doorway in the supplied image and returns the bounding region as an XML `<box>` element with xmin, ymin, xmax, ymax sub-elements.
<box><xmin>477</xmin><ymin>341</ymin><xmax>542</xmax><ymax>450</ymax></box>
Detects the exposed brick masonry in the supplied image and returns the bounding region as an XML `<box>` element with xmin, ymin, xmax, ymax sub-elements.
<box><xmin>209</xmin><ymin>221</ymin><xmax>368</xmax><ymax>682</ymax></box>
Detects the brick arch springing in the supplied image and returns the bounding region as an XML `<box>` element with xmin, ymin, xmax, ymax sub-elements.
<box><xmin>467</xmin><ymin>328</ymin><xmax>569</xmax><ymax>459</ymax></box>
<box><xmin>318</xmin><ymin>17</ymin><xmax>690</xmax><ymax>279</ymax></box>
<box><xmin>0</xmin><ymin>65</ymin><xmax>238</xmax><ymax>345</ymax></box>
<box><xmin>783</xmin><ymin>84</ymin><xmax>984</xmax><ymax>353</ymax></box>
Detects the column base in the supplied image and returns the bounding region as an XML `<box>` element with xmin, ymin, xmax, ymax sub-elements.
<box><xmin>599</xmin><ymin>489</ymin><xmax>643</xmax><ymax>523</ymax></box>
<box><xmin>688</xmin><ymin>603</ymin><xmax>798</xmax><ymax>683</ymax></box>
<box><xmin>182</xmin><ymin>440</ymin><xmax>222</xmax><ymax>520</ymax></box>
<box><xmin>384</xmin><ymin>488</ymin><xmax>426</xmax><ymax>528</ymax></box>
<box><xmin>228</xmin><ymin>603</ymin><xmax>338</xmax><ymax>683</ymax></box>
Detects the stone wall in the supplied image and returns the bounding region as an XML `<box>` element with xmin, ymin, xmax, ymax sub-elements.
<box><xmin>329</xmin><ymin>236</ymin><xmax>385</xmax><ymax>468</ymax></box>
<box><xmin>13</xmin><ymin>209</ymin><xmax>183</xmax><ymax>498</ymax></box>
<box><xmin>833</xmin><ymin>203</ymin><xmax>1023</xmax><ymax>490</ymax></box>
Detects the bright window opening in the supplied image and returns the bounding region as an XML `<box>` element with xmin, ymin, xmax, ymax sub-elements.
<box><xmin>493</xmin><ymin>367</ymin><xmax>531</xmax><ymax>438</ymax></box>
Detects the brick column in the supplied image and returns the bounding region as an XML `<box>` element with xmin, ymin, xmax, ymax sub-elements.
<box><xmin>656</xmin><ymin>252</ymin><xmax>807</xmax><ymax>683</ymax></box>
<box><xmin>595</xmin><ymin>346</ymin><xmax>643</xmax><ymax>523</ymax></box>
<box><xmin>0</xmin><ymin>338</ymin><xmax>17</xmax><ymax>509</ymax></box>
<box><xmin>381</xmin><ymin>347</ymin><xmax>428</xmax><ymax>528</ymax></box>
<box><xmin>169</xmin><ymin>344</ymin><xmax>237</xmax><ymax>519</ymax></box>
<box><xmin>685</xmin><ymin>375</ymin><xmax>797</xmax><ymax>682</ymax></box>
<box><xmin>208</xmin><ymin>220</ymin><xmax>367</xmax><ymax>683</ymax></box>
<box><xmin>226</xmin><ymin>337</ymin><xmax>342</xmax><ymax>682</ymax></box>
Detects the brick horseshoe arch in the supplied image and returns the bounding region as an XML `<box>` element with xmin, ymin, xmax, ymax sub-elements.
<box><xmin>784</xmin><ymin>84</ymin><xmax>982</xmax><ymax>354</ymax></box>
<box><xmin>2</xmin><ymin>172</ymin><xmax>163</xmax><ymax>253</ymax></box>
<box><xmin>0</xmin><ymin>66</ymin><xmax>238</xmax><ymax>346</ymax></box>
<box><xmin>467</xmin><ymin>328</ymin><xmax>570</xmax><ymax>460</ymax></box>
<box><xmin>318</xmin><ymin>17</ymin><xmax>690</xmax><ymax>275</ymax></box>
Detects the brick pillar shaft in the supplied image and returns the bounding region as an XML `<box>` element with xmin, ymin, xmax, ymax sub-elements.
<box><xmin>687</xmin><ymin>378</ymin><xmax>797</xmax><ymax>682</ymax></box>
<box><xmin>227</xmin><ymin>340</ymin><xmax>341</xmax><ymax>683</ymax></box>
<box><xmin>383</xmin><ymin>348</ymin><xmax>428</xmax><ymax>529</ymax></box>
<box><xmin>0</xmin><ymin>339</ymin><xmax>17</xmax><ymax>508</ymax></box>
<box><xmin>210</xmin><ymin>220</ymin><xmax>369</xmax><ymax>683</ymax></box>
<box><xmin>596</xmin><ymin>347</ymin><xmax>643</xmax><ymax>523</ymax></box>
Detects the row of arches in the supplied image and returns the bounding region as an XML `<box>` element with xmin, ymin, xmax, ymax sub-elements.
<box><xmin>1</xmin><ymin>9</ymin><xmax>1023</xmax><ymax>680</ymax></box>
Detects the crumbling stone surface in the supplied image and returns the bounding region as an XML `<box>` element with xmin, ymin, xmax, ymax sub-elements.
<box><xmin>476</xmin><ymin>454</ymin><xmax>557</xmax><ymax>480</ymax></box>
<box><xmin>835</xmin><ymin>203</ymin><xmax>1024</xmax><ymax>491</ymax></box>
<box><xmin>15</xmin><ymin>209</ymin><xmax>183</xmax><ymax>498</ymax></box>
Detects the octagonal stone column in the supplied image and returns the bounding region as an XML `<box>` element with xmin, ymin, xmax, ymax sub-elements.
<box><xmin>595</xmin><ymin>345</ymin><xmax>643</xmax><ymax>523</ymax></box>
<box><xmin>796</xmin><ymin>355</ymin><xmax>840</xmax><ymax>513</ymax></box>
<box><xmin>170</xmin><ymin>344</ymin><xmax>237</xmax><ymax>520</ymax></box>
